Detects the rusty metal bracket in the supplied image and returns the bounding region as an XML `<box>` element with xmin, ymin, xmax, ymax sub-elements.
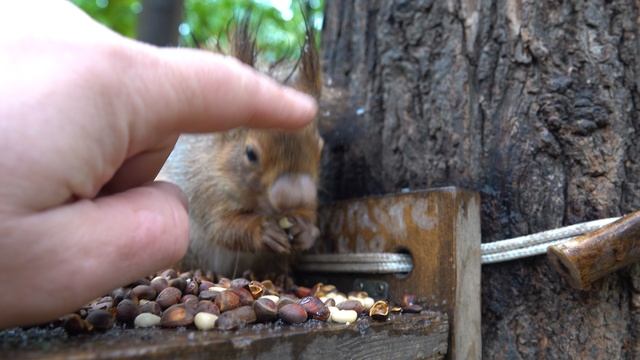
<box><xmin>353</xmin><ymin>278</ymin><xmax>389</xmax><ymax>299</ymax></box>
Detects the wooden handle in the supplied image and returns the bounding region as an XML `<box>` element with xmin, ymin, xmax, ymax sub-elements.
<box><xmin>547</xmin><ymin>210</ymin><xmax>640</xmax><ymax>290</ymax></box>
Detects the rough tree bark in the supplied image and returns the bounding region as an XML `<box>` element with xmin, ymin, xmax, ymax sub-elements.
<box><xmin>319</xmin><ymin>0</ymin><xmax>640</xmax><ymax>358</ymax></box>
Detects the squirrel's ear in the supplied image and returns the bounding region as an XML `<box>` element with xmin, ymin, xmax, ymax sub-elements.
<box><xmin>229</xmin><ymin>11</ymin><xmax>257</xmax><ymax>67</ymax></box>
<box><xmin>293</xmin><ymin>12</ymin><xmax>321</xmax><ymax>99</ymax></box>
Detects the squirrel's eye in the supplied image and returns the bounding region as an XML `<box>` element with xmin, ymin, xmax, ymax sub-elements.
<box><xmin>245</xmin><ymin>146</ymin><xmax>259</xmax><ymax>163</ymax></box>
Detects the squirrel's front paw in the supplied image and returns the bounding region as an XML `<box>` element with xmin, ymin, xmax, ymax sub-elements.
<box><xmin>261</xmin><ymin>219</ymin><xmax>291</xmax><ymax>254</ymax></box>
<box><xmin>287</xmin><ymin>216</ymin><xmax>320</xmax><ymax>251</ymax></box>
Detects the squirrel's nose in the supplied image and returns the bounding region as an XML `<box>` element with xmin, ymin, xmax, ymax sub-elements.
<box><xmin>268</xmin><ymin>174</ymin><xmax>316</xmax><ymax>212</ymax></box>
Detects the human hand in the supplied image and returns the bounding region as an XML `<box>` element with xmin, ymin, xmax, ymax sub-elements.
<box><xmin>0</xmin><ymin>0</ymin><xmax>316</xmax><ymax>328</ymax></box>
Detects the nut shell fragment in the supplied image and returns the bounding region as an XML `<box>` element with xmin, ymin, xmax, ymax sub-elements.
<box><xmin>369</xmin><ymin>300</ymin><xmax>389</xmax><ymax>321</ymax></box>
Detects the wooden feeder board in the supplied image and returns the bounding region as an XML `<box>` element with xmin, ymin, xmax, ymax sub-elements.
<box><xmin>1</xmin><ymin>187</ymin><xmax>480</xmax><ymax>360</ymax></box>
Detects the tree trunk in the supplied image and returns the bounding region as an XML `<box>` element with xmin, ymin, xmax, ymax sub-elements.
<box><xmin>319</xmin><ymin>0</ymin><xmax>640</xmax><ymax>358</ymax></box>
<box><xmin>137</xmin><ymin>0</ymin><xmax>183</xmax><ymax>46</ymax></box>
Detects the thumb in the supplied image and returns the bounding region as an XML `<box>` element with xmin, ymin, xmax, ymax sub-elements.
<box><xmin>0</xmin><ymin>182</ymin><xmax>189</xmax><ymax>328</ymax></box>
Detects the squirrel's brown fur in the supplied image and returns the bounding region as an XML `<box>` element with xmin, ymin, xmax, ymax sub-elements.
<box><xmin>158</xmin><ymin>13</ymin><xmax>323</xmax><ymax>276</ymax></box>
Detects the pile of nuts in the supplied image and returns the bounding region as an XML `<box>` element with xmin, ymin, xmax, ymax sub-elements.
<box><xmin>57</xmin><ymin>269</ymin><xmax>424</xmax><ymax>334</ymax></box>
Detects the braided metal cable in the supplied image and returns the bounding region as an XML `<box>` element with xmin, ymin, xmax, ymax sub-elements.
<box><xmin>296</xmin><ymin>217</ymin><xmax>622</xmax><ymax>273</ymax></box>
<box><xmin>297</xmin><ymin>253</ymin><xmax>413</xmax><ymax>274</ymax></box>
<box><xmin>481</xmin><ymin>217</ymin><xmax>619</xmax><ymax>255</ymax></box>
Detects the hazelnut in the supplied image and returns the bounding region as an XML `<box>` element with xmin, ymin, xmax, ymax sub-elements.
<box><xmin>62</xmin><ymin>313</ymin><xmax>92</xmax><ymax>335</ymax></box>
<box><xmin>231</xmin><ymin>278</ymin><xmax>250</xmax><ymax>289</ymax></box>
<box><xmin>161</xmin><ymin>269</ymin><xmax>178</xmax><ymax>279</ymax></box>
<box><xmin>156</xmin><ymin>287</ymin><xmax>182</xmax><ymax>309</ymax></box>
<box><xmin>161</xmin><ymin>304</ymin><xmax>194</xmax><ymax>328</ymax></box>
<box><xmin>298</xmin><ymin>296</ymin><xmax>330</xmax><ymax>321</ymax></box>
<box><xmin>169</xmin><ymin>278</ymin><xmax>187</xmax><ymax>292</ymax></box>
<box><xmin>230</xmin><ymin>287</ymin><xmax>254</xmax><ymax>306</ymax></box>
<box><xmin>337</xmin><ymin>300</ymin><xmax>366</xmax><ymax>314</ymax></box>
<box><xmin>277</xmin><ymin>297</ymin><xmax>296</xmax><ymax>310</ymax></box>
<box><xmin>132</xmin><ymin>285</ymin><xmax>157</xmax><ymax>301</ymax></box>
<box><xmin>196</xmin><ymin>300</ymin><xmax>220</xmax><ymax>315</ymax></box>
<box><xmin>139</xmin><ymin>301</ymin><xmax>162</xmax><ymax>316</ymax></box>
<box><xmin>350</xmin><ymin>296</ymin><xmax>375</xmax><ymax>310</ymax></box>
<box><xmin>278</xmin><ymin>303</ymin><xmax>307</xmax><ymax>324</ymax></box>
<box><xmin>199</xmin><ymin>280</ymin><xmax>215</xmax><ymax>293</ymax></box>
<box><xmin>181</xmin><ymin>294</ymin><xmax>199</xmax><ymax>312</ymax></box>
<box><xmin>216</xmin><ymin>306</ymin><xmax>257</xmax><ymax>330</ymax></box>
<box><xmin>369</xmin><ymin>300</ymin><xmax>389</xmax><ymax>321</ymax></box>
<box><xmin>215</xmin><ymin>290</ymin><xmax>241</xmax><ymax>312</ymax></box>
<box><xmin>150</xmin><ymin>276</ymin><xmax>169</xmax><ymax>294</ymax></box>
<box><xmin>184</xmin><ymin>279</ymin><xmax>200</xmax><ymax>296</ymax></box>
<box><xmin>259</xmin><ymin>295</ymin><xmax>279</xmax><ymax>304</ymax></box>
<box><xmin>198</xmin><ymin>290</ymin><xmax>219</xmax><ymax>301</ymax></box>
<box><xmin>111</xmin><ymin>288</ymin><xmax>138</xmax><ymax>306</ymax></box>
<box><xmin>116</xmin><ymin>299</ymin><xmax>139</xmax><ymax>324</ymax></box>
<box><xmin>86</xmin><ymin>310</ymin><xmax>114</xmax><ymax>331</ymax></box>
<box><xmin>253</xmin><ymin>298</ymin><xmax>278</xmax><ymax>322</ymax></box>
<box><xmin>294</xmin><ymin>286</ymin><xmax>311</xmax><ymax>298</ymax></box>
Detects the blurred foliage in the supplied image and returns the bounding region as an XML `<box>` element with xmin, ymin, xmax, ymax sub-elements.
<box><xmin>72</xmin><ymin>0</ymin><xmax>142</xmax><ymax>38</ymax></box>
<box><xmin>72</xmin><ymin>0</ymin><xmax>324</xmax><ymax>61</ymax></box>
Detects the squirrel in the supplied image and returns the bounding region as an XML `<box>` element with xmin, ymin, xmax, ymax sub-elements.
<box><xmin>157</xmin><ymin>14</ymin><xmax>323</xmax><ymax>277</ymax></box>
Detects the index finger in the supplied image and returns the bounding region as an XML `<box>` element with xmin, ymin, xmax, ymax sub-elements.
<box><xmin>123</xmin><ymin>44</ymin><xmax>318</xmax><ymax>138</ymax></box>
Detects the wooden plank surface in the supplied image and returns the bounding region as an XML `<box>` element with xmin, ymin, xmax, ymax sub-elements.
<box><xmin>0</xmin><ymin>312</ymin><xmax>447</xmax><ymax>360</ymax></box>
<box><xmin>306</xmin><ymin>187</ymin><xmax>481</xmax><ymax>360</ymax></box>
